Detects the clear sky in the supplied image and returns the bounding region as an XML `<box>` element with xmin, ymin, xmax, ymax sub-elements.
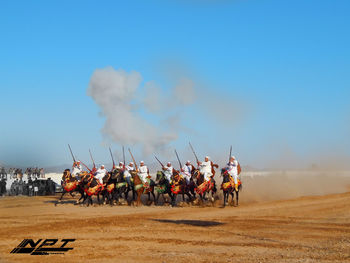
<box><xmin>1</xmin><ymin>0</ymin><xmax>349</xmax><ymax>169</ymax></box>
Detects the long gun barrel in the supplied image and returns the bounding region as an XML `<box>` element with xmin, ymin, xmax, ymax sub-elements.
<box><xmin>154</xmin><ymin>156</ymin><xmax>164</xmax><ymax>167</ymax></box>
<box><xmin>68</xmin><ymin>144</ymin><xmax>76</xmax><ymax>163</ymax></box>
<box><xmin>109</xmin><ymin>147</ymin><xmax>115</xmax><ymax>168</ymax></box>
<box><xmin>174</xmin><ymin>149</ymin><xmax>182</xmax><ymax>169</ymax></box>
<box><xmin>229</xmin><ymin>145</ymin><xmax>232</xmax><ymax>162</ymax></box>
<box><xmin>189</xmin><ymin>142</ymin><xmax>199</xmax><ymax>164</ymax></box>
<box><xmin>89</xmin><ymin>149</ymin><xmax>96</xmax><ymax>168</ymax></box>
<box><xmin>122</xmin><ymin>146</ymin><xmax>126</xmax><ymax>166</ymax></box>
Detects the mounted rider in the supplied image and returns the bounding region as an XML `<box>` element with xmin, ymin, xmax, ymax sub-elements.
<box><xmin>124</xmin><ymin>162</ymin><xmax>134</xmax><ymax>186</ymax></box>
<box><xmin>95</xmin><ymin>164</ymin><xmax>107</xmax><ymax>185</ymax></box>
<box><xmin>72</xmin><ymin>161</ymin><xmax>83</xmax><ymax>179</ymax></box>
<box><xmin>138</xmin><ymin>161</ymin><xmax>149</xmax><ymax>184</ymax></box>
<box><xmin>162</xmin><ymin>162</ymin><xmax>174</xmax><ymax>183</ymax></box>
<box><xmin>197</xmin><ymin>156</ymin><xmax>214</xmax><ymax>182</ymax></box>
<box><xmin>226</xmin><ymin>156</ymin><xmax>241</xmax><ymax>191</ymax></box>
<box><xmin>181</xmin><ymin>160</ymin><xmax>195</xmax><ymax>185</ymax></box>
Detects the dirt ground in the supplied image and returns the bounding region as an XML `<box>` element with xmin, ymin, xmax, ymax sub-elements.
<box><xmin>0</xmin><ymin>192</ymin><xmax>350</xmax><ymax>263</ymax></box>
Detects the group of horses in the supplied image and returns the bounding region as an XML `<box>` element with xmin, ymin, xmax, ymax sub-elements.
<box><xmin>57</xmin><ymin>166</ymin><xmax>241</xmax><ymax>207</ymax></box>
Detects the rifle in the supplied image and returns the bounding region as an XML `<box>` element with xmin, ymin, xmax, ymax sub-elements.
<box><xmin>154</xmin><ymin>156</ymin><xmax>164</xmax><ymax>168</ymax></box>
<box><xmin>89</xmin><ymin>149</ymin><xmax>96</xmax><ymax>168</ymax></box>
<box><xmin>229</xmin><ymin>145</ymin><xmax>232</xmax><ymax>162</ymax></box>
<box><xmin>68</xmin><ymin>144</ymin><xmax>76</xmax><ymax>163</ymax></box>
<box><xmin>189</xmin><ymin>142</ymin><xmax>199</xmax><ymax>164</ymax></box>
<box><xmin>128</xmin><ymin>148</ymin><xmax>138</xmax><ymax>172</ymax></box>
<box><xmin>122</xmin><ymin>146</ymin><xmax>126</xmax><ymax>166</ymax></box>
<box><xmin>174</xmin><ymin>149</ymin><xmax>182</xmax><ymax>170</ymax></box>
<box><xmin>109</xmin><ymin>147</ymin><xmax>115</xmax><ymax>168</ymax></box>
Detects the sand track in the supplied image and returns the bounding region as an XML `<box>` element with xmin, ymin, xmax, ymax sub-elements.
<box><xmin>0</xmin><ymin>193</ymin><xmax>350</xmax><ymax>262</ymax></box>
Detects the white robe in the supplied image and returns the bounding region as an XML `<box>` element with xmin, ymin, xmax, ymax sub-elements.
<box><xmin>227</xmin><ymin>160</ymin><xmax>238</xmax><ymax>185</ymax></box>
<box><xmin>138</xmin><ymin>165</ymin><xmax>148</xmax><ymax>183</ymax></box>
<box><xmin>199</xmin><ymin>161</ymin><xmax>212</xmax><ymax>182</ymax></box>
<box><xmin>95</xmin><ymin>168</ymin><xmax>107</xmax><ymax>184</ymax></box>
<box><xmin>163</xmin><ymin>166</ymin><xmax>173</xmax><ymax>182</ymax></box>
<box><xmin>182</xmin><ymin>164</ymin><xmax>192</xmax><ymax>184</ymax></box>
<box><xmin>124</xmin><ymin>165</ymin><xmax>134</xmax><ymax>178</ymax></box>
<box><xmin>72</xmin><ymin>164</ymin><xmax>82</xmax><ymax>176</ymax></box>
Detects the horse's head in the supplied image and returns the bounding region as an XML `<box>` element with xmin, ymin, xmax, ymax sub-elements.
<box><xmin>62</xmin><ymin>169</ymin><xmax>71</xmax><ymax>179</ymax></box>
<box><xmin>156</xmin><ymin>171</ymin><xmax>164</xmax><ymax>182</ymax></box>
<box><xmin>103</xmin><ymin>173</ymin><xmax>111</xmax><ymax>183</ymax></box>
<box><xmin>110</xmin><ymin>168</ymin><xmax>121</xmax><ymax>180</ymax></box>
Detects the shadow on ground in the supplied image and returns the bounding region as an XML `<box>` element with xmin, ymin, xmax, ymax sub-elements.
<box><xmin>151</xmin><ymin>219</ymin><xmax>224</xmax><ymax>227</ymax></box>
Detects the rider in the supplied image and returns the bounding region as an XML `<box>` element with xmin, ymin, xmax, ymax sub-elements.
<box><xmin>95</xmin><ymin>164</ymin><xmax>107</xmax><ymax>185</ymax></box>
<box><xmin>162</xmin><ymin>162</ymin><xmax>174</xmax><ymax>183</ymax></box>
<box><xmin>138</xmin><ymin>161</ymin><xmax>149</xmax><ymax>184</ymax></box>
<box><xmin>181</xmin><ymin>160</ymin><xmax>194</xmax><ymax>185</ymax></box>
<box><xmin>197</xmin><ymin>156</ymin><xmax>213</xmax><ymax>182</ymax></box>
<box><xmin>226</xmin><ymin>156</ymin><xmax>239</xmax><ymax>191</ymax></box>
<box><xmin>124</xmin><ymin>162</ymin><xmax>134</xmax><ymax>186</ymax></box>
<box><xmin>115</xmin><ymin>161</ymin><xmax>125</xmax><ymax>171</ymax></box>
<box><xmin>72</xmin><ymin>161</ymin><xmax>83</xmax><ymax>179</ymax></box>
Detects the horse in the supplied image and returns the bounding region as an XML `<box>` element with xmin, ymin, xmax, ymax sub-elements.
<box><xmin>169</xmin><ymin>170</ymin><xmax>196</xmax><ymax>206</ymax></box>
<box><xmin>154</xmin><ymin>171</ymin><xmax>173</xmax><ymax>205</ymax></box>
<box><xmin>57</xmin><ymin>169</ymin><xmax>86</xmax><ymax>204</ymax></box>
<box><xmin>193</xmin><ymin>169</ymin><xmax>217</xmax><ymax>204</ymax></box>
<box><xmin>221</xmin><ymin>168</ymin><xmax>242</xmax><ymax>207</ymax></box>
<box><xmin>81</xmin><ymin>174</ymin><xmax>104</xmax><ymax>206</ymax></box>
<box><xmin>130</xmin><ymin>171</ymin><xmax>155</xmax><ymax>206</ymax></box>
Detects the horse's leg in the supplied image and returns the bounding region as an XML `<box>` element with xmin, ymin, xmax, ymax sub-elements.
<box><xmin>137</xmin><ymin>189</ymin><xmax>142</xmax><ymax>206</ymax></box>
<box><xmin>147</xmin><ymin>192</ymin><xmax>151</xmax><ymax>205</ymax></box>
<box><xmin>151</xmin><ymin>190</ymin><xmax>156</xmax><ymax>205</ymax></box>
<box><xmin>58</xmin><ymin>191</ymin><xmax>66</xmax><ymax>203</ymax></box>
<box><xmin>235</xmin><ymin>190</ymin><xmax>239</xmax><ymax>206</ymax></box>
<box><xmin>172</xmin><ymin>194</ymin><xmax>177</xmax><ymax>207</ymax></box>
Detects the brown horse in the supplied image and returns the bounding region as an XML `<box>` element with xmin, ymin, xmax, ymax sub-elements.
<box><xmin>130</xmin><ymin>171</ymin><xmax>155</xmax><ymax>206</ymax></box>
<box><xmin>57</xmin><ymin>169</ymin><xmax>86</xmax><ymax>204</ymax></box>
<box><xmin>194</xmin><ymin>169</ymin><xmax>217</xmax><ymax>203</ymax></box>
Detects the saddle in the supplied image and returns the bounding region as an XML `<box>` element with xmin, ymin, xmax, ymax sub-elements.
<box><xmin>84</xmin><ymin>183</ymin><xmax>104</xmax><ymax>196</ymax></box>
<box><xmin>195</xmin><ymin>179</ymin><xmax>214</xmax><ymax>195</ymax></box>
<box><xmin>63</xmin><ymin>181</ymin><xmax>78</xmax><ymax>192</ymax></box>
<box><xmin>221</xmin><ymin>177</ymin><xmax>241</xmax><ymax>191</ymax></box>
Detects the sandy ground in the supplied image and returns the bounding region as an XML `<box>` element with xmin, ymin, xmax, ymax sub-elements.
<box><xmin>0</xmin><ymin>191</ymin><xmax>350</xmax><ymax>263</ymax></box>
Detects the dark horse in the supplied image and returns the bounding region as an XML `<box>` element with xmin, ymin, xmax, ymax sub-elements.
<box><xmin>57</xmin><ymin>169</ymin><xmax>86</xmax><ymax>204</ymax></box>
<box><xmin>154</xmin><ymin>171</ymin><xmax>173</xmax><ymax>205</ymax></box>
<box><xmin>81</xmin><ymin>174</ymin><xmax>104</xmax><ymax>206</ymax></box>
<box><xmin>221</xmin><ymin>168</ymin><xmax>241</xmax><ymax>207</ymax></box>
<box><xmin>170</xmin><ymin>170</ymin><xmax>196</xmax><ymax>206</ymax></box>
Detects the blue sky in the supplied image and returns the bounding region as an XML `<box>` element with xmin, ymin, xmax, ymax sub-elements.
<box><xmin>0</xmin><ymin>0</ymin><xmax>349</xmax><ymax>169</ymax></box>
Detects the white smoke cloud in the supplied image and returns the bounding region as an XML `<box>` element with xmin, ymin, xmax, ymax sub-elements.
<box><xmin>87</xmin><ymin>67</ymin><xmax>178</xmax><ymax>155</ymax></box>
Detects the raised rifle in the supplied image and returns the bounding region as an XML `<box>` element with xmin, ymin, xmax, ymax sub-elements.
<box><xmin>229</xmin><ymin>145</ymin><xmax>232</xmax><ymax>162</ymax></box>
<box><xmin>89</xmin><ymin>149</ymin><xmax>96</xmax><ymax>169</ymax></box>
<box><xmin>128</xmin><ymin>148</ymin><xmax>138</xmax><ymax>172</ymax></box>
<box><xmin>68</xmin><ymin>144</ymin><xmax>76</xmax><ymax>163</ymax></box>
<box><xmin>109</xmin><ymin>147</ymin><xmax>115</xmax><ymax>169</ymax></box>
<box><xmin>189</xmin><ymin>142</ymin><xmax>199</xmax><ymax>164</ymax></box>
<box><xmin>154</xmin><ymin>156</ymin><xmax>164</xmax><ymax>168</ymax></box>
<box><xmin>122</xmin><ymin>146</ymin><xmax>126</xmax><ymax>167</ymax></box>
<box><xmin>174</xmin><ymin>149</ymin><xmax>182</xmax><ymax>170</ymax></box>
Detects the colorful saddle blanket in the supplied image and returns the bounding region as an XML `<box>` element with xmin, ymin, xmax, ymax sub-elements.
<box><xmin>195</xmin><ymin>179</ymin><xmax>214</xmax><ymax>195</ymax></box>
<box><xmin>63</xmin><ymin>181</ymin><xmax>78</xmax><ymax>192</ymax></box>
<box><xmin>221</xmin><ymin>177</ymin><xmax>241</xmax><ymax>191</ymax></box>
